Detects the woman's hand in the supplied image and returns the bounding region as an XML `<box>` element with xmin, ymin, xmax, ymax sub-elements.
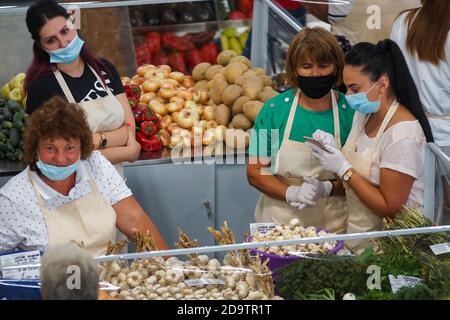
<box><xmin>308</xmin><ymin>142</ymin><xmax>352</xmax><ymax>178</ymax></box>
<box><xmin>312</xmin><ymin>129</ymin><xmax>336</xmax><ymax>146</ymax></box>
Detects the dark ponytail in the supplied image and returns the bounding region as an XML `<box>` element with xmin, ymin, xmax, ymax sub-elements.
<box><xmin>345</xmin><ymin>39</ymin><xmax>434</xmax><ymax>142</ymax></box>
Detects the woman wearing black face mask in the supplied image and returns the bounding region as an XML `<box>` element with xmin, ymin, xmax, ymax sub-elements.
<box><xmin>247</xmin><ymin>27</ymin><xmax>354</xmax><ymax>233</ymax></box>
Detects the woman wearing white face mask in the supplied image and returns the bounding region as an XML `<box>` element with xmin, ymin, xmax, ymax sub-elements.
<box><xmin>24</xmin><ymin>0</ymin><xmax>140</xmax><ymax>175</ymax></box>
<box><xmin>0</xmin><ymin>97</ymin><xmax>168</xmax><ymax>256</ymax></box>
<box><xmin>308</xmin><ymin>40</ymin><xmax>434</xmax><ymax>253</ymax></box>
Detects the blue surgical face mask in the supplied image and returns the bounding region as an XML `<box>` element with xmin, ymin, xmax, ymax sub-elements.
<box><xmin>45</xmin><ymin>33</ymin><xmax>84</xmax><ymax>64</ymax></box>
<box><xmin>36</xmin><ymin>157</ymin><xmax>80</xmax><ymax>181</ymax></box>
<box><xmin>346</xmin><ymin>82</ymin><xmax>381</xmax><ymax>114</ymax></box>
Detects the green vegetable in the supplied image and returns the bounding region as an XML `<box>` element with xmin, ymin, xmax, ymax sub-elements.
<box><xmin>0</xmin><ymin>132</ymin><xmax>6</xmax><ymax>142</ymax></box>
<box><xmin>277</xmin><ymin>254</ymin><xmax>368</xmax><ymax>299</ymax></box>
<box><xmin>13</xmin><ymin>112</ymin><xmax>23</xmax><ymax>129</ymax></box>
<box><xmin>395</xmin><ymin>284</ymin><xmax>438</xmax><ymax>300</ymax></box>
<box><xmin>358</xmin><ymin>289</ymin><xmax>396</xmax><ymax>300</ymax></box>
<box><xmin>293</xmin><ymin>288</ymin><xmax>335</xmax><ymax>300</ymax></box>
<box><xmin>2</xmin><ymin>108</ymin><xmax>13</xmax><ymax>121</ymax></box>
<box><xmin>8</xmin><ymin>127</ymin><xmax>20</xmax><ymax>147</ymax></box>
<box><xmin>2</xmin><ymin>121</ymin><xmax>13</xmax><ymax>129</ymax></box>
<box><xmin>6</xmin><ymin>99</ymin><xmax>21</xmax><ymax>113</ymax></box>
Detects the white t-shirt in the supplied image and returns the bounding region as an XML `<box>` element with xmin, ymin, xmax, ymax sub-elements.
<box><xmin>350</xmin><ymin>114</ymin><xmax>426</xmax><ymax>208</ymax></box>
<box><xmin>391</xmin><ymin>11</ymin><xmax>450</xmax><ymax>145</ymax></box>
<box><xmin>0</xmin><ymin>151</ymin><xmax>132</xmax><ymax>253</ymax></box>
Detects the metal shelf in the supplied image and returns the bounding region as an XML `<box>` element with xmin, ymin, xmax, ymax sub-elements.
<box><xmin>132</xmin><ymin>19</ymin><xmax>252</xmax><ymax>35</ymax></box>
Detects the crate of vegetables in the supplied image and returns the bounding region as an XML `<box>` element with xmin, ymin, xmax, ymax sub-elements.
<box><xmin>247</xmin><ymin>218</ymin><xmax>344</xmax><ymax>273</ymax></box>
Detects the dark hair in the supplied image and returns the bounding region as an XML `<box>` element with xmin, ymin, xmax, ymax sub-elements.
<box><xmin>24</xmin><ymin>0</ymin><xmax>109</xmax><ymax>91</ymax></box>
<box><xmin>345</xmin><ymin>39</ymin><xmax>434</xmax><ymax>142</ymax></box>
<box><xmin>24</xmin><ymin>96</ymin><xmax>93</xmax><ymax>170</ymax></box>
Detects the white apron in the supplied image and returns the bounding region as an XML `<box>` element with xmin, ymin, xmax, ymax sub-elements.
<box><xmin>342</xmin><ymin>100</ymin><xmax>400</xmax><ymax>253</ymax></box>
<box><xmin>28</xmin><ymin>170</ymin><xmax>117</xmax><ymax>257</ymax></box>
<box><xmin>332</xmin><ymin>0</ymin><xmax>421</xmax><ymax>45</ymax></box>
<box><xmin>255</xmin><ymin>90</ymin><xmax>348</xmax><ymax>234</ymax></box>
<box><xmin>54</xmin><ymin>64</ymin><xmax>125</xmax><ymax>176</ymax></box>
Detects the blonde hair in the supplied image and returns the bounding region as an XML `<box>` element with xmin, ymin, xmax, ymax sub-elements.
<box><xmin>285</xmin><ymin>27</ymin><xmax>345</xmax><ymax>87</ymax></box>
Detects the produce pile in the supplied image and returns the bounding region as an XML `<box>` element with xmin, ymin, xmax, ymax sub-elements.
<box><xmin>0</xmin><ymin>73</ymin><xmax>28</xmax><ymax>161</ymax></box>
<box><xmin>251</xmin><ymin>218</ymin><xmax>337</xmax><ymax>255</ymax></box>
<box><xmin>123</xmin><ymin>50</ymin><xmax>279</xmax><ymax>151</ymax></box>
<box><xmin>276</xmin><ymin>207</ymin><xmax>450</xmax><ymax>300</ymax></box>
<box><xmin>102</xmin><ymin>223</ymin><xmax>283</xmax><ymax>300</ymax></box>
<box><xmin>135</xmin><ymin>31</ymin><xmax>219</xmax><ymax>74</ymax></box>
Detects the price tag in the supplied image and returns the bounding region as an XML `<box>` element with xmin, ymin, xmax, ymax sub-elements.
<box><xmin>184</xmin><ymin>278</ymin><xmax>225</xmax><ymax>287</ymax></box>
<box><xmin>429</xmin><ymin>243</ymin><xmax>450</xmax><ymax>255</ymax></box>
<box><xmin>0</xmin><ymin>250</ymin><xmax>41</xmax><ymax>280</ymax></box>
<box><xmin>388</xmin><ymin>275</ymin><xmax>422</xmax><ymax>294</ymax></box>
<box><xmin>250</xmin><ymin>223</ymin><xmax>276</xmax><ymax>237</ymax></box>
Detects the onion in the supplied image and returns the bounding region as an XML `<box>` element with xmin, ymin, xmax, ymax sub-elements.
<box><xmin>140</xmin><ymin>92</ymin><xmax>156</xmax><ymax>104</ymax></box>
<box><xmin>159</xmin><ymin>129</ymin><xmax>171</xmax><ymax>146</ymax></box>
<box><xmin>214</xmin><ymin>125</ymin><xmax>227</xmax><ymax>142</ymax></box>
<box><xmin>169</xmin><ymin>72</ymin><xmax>185</xmax><ymax>83</ymax></box>
<box><xmin>159</xmin><ymin>88</ymin><xmax>177</xmax><ymax>99</ymax></box>
<box><xmin>142</xmin><ymin>80</ymin><xmax>160</xmax><ymax>93</ymax></box>
<box><xmin>176</xmin><ymin>108</ymin><xmax>199</xmax><ymax>129</ymax></box>
<box><xmin>202</xmin><ymin>129</ymin><xmax>216</xmax><ymax>145</ymax></box>
<box><xmin>161</xmin><ymin>115</ymin><xmax>173</xmax><ymax>129</ymax></box>
<box><xmin>182</xmin><ymin>76</ymin><xmax>195</xmax><ymax>88</ymax></box>
<box><xmin>201</xmin><ymin>106</ymin><xmax>215</xmax><ymax>121</ymax></box>
<box><xmin>177</xmin><ymin>90</ymin><xmax>193</xmax><ymax>101</ymax></box>
<box><xmin>157</xmin><ymin>64</ymin><xmax>171</xmax><ymax>73</ymax></box>
<box><xmin>206</xmin><ymin>120</ymin><xmax>218</xmax><ymax>129</ymax></box>
<box><xmin>166</xmin><ymin>101</ymin><xmax>183</xmax><ymax>113</ymax></box>
<box><xmin>137</xmin><ymin>64</ymin><xmax>155</xmax><ymax>77</ymax></box>
<box><xmin>149</xmin><ymin>100</ymin><xmax>168</xmax><ymax>115</ymax></box>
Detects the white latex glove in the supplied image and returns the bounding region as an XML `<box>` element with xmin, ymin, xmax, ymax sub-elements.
<box><xmin>307</xmin><ymin>142</ymin><xmax>352</xmax><ymax>178</ymax></box>
<box><xmin>303</xmin><ymin>176</ymin><xmax>333</xmax><ymax>198</ymax></box>
<box><xmin>285</xmin><ymin>181</ymin><xmax>318</xmax><ymax>210</ymax></box>
<box><xmin>312</xmin><ymin>129</ymin><xmax>336</xmax><ymax>146</ymax></box>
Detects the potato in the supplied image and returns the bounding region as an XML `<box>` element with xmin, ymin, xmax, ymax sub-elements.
<box><xmin>209</xmin><ymin>81</ymin><xmax>228</xmax><ymax>104</ymax></box>
<box><xmin>224</xmin><ymin>63</ymin><xmax>248</xmax><ymax>84</ymax></box>
<box><xmin>215</xmin><ymin>104</ymin><xmax>231</xmax><ymax>126</ymax></box>
<box><xmin>232</xmin><ymin>96</ymin><xmax>250</xmax><ymax>115</ymax></box>
<box><xmin>217</xmin><ymin>50</ymin><xmax>237</xmax><ymax>66</ymax></box>
<box><xmin>234</xmin><ymin>75</ymin><xmax>245</xmax><ymax>86</ymax></box>
<box><xmin>243</xmin><ymin>70</ymin><xmax>258</xmax><ymax>79</ymax></box>
<box><xmin>259</xmin><ymin>88</ymin><xmax>278</xmax><ymax>102</ymax></box>
<box><xmin>231</xmin><ymin>113</ymin><xmax>252</xmax><ymax>129</ymax></box>
<box><xmin>242</xmin><ymin>77</ymin><xmax>263</xmax><ymax>100</ymax></box>
<box><xmin>195</xmin><ymin>80</ymin><xmax>208</xmax><ymax>92</ymax></box>
<box><xmin>243</xmin><ymin>100</ymin><xmax>264</xmax><ymax>122</ymax></box>
<box><xmin>192</xmin><ymin>62</ymin><xmax>211</xmax><ymax>81</ymax></box>
<box><xmin>222</xmin><ymin>85</ymin><xmax>243</xmax><ymax>106</ymax></box>
<box><xmin>229</xmin><ymin>56</ymin><xmax>252</xmax><ymax>69</ymax></box>
<box><xmin>205</xmin><ymin>65</ymin><xmax>224</xmax><ymax>81</ymax></box>
<box><xmin>252</xmin><ymin>67</ymin><xmax>266</xmax><ymax>76</ymax></box>
<box><xmin>225</xmin><ymin>129</ymin><xmax>250</xmax><ymax>149</ymax></box>
<box><xmin>258</xmin><ymin>75</ymin><xmax>273</xmax><ymax>87</ymax></box>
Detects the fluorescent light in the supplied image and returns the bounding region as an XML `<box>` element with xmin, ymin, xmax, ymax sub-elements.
<box><xmin>0</xmin><ymin>6</ymin><xmax>18</xmax><ymax>9</ymax></box>
<box><xmin>62</xmin><ymin>1</ymin><xmax>100</xmax><ymax>5</ymax></box>
<box><xmin>291</xmin><ymin>0</ymin><xmax>350</xmax><ymax>5</ymax></box>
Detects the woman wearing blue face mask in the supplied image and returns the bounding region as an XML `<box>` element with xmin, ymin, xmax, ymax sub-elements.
<box><xmin>308</xmin><ymin>39</ymin><xmax>434</xmax><ymax>253</ymax></box>
<box><xmin>24</xmin><ymin>0</ymin><xmax>140</xmax><ymax>175</ymax></box>
<box><xmin>0</xmin><ymin>96</ymin><xmax>168</xmax><ymax>256</ymax></box>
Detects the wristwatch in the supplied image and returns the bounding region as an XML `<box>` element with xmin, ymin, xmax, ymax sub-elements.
<box><xmin>342</xmin><ymin>168</ymin><xmax>356</xmax><ymax>182</ymax></box>
<box><xmin>99</xmin><ymin>133</ymin><xmax>107</xmax><ymax>149</ymax></box>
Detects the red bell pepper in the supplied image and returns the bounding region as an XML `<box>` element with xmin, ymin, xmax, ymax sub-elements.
<box><xmin>136</xmin><ymin>131</ymin><xmax>162</xmax><ymax>152</ymax></box>
<box><xmin>140</xmin><ymin>120</ymin><xmax>158</xmax><ymax>137</ymax></box>
<box><xmin>133</xmin><ymin>104</ymin><xmax>147</xmax><ymax>123</ymax></box>
<box><xmin>238</xmin><ymin>0</ymin><xmax>253</xmax><ymax>15</ymax></box>
<box><xmin>128</xmin><ymin>96</ymin><xmax>139</xmax><ymax>109</ymax></box>
<box><xmin>135</xmin><ymin>43</ymin><xmax>152</xmax><ymax>65</ymax></box>
<box><xmin>124</xmin><ymin>84</ymin><xmax>141</xmax><ymax>99</ymax></box>
<box><xmin>142</xmin><ymin>108</ymin><xmax>157</xmax><ymax>122</ymax></box>
<box><xmin>146</xmin><ymin>31</ymin><xmax>161</xmax><ymax>53</ymax></box>
<box><xmin>162</xmin><ymin>32</ymin><xmax>194</xmax><ymax>51</ymax></box>
<box><xmin>168</xmin><ymin>52</ymin><xmax>188</xmax><ymax>74</ymax></box>
<box><xmin>200</xmin><ymin>42</ymin><xmax>219</xmax><ymax>65</ymax></box>
<box><xmin>152</xmin><ymin>52</ymin><xmax>170</xmax><ymax>66</ymax></box>
<box><xmin>184</xmin><ymin>48</ymin><xmax>203</xmax><ymax>72</ymax></box>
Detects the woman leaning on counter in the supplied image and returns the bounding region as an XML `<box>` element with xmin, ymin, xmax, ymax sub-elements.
<box><xmin>0</xmin><ymin>97</ymin><xmax>168</xmax><ymax>256</ymax></box>
<box><xmin>247</xmin><ymin>27</ymin><xmax>355</xmax><ymax>234</ymax></box>
<box><xmin>24</xmin><ymin>0</ymin><xmax>140</xmax><ymax>175</ymax></box>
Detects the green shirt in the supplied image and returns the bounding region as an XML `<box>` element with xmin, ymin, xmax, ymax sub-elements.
<box><xmin>249</xmin><ymin>89</ymin><xmax>355</xmax><ymax>158</ymax></box>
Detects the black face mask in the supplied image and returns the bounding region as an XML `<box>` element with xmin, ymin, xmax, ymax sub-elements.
<box><xmin>297</xmin><ymin>74</ymin><xmax>336</xmax><ymax>99</ymax></box>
